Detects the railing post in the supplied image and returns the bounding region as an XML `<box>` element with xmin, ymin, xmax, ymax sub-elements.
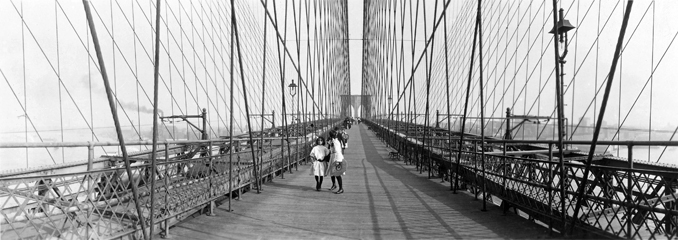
<box><xmin>208</xmin><ymin>141</ymin><xmax>216</xmax><ymax>216</ymax></box>
<box><xmin>237</xmin><ymin>152</ymin><xmax>242</xmax><ymax>200</ymax></box>
<box><xmin>627</xmin><ymin>144</ymin><xmax>633</xmax><ymax>239</ymax></box>
<box><xmin>295</xmin><ymin>127</ymin><xmax>299</xmax><ymax>172</ymax></box>
<box><xmin>259</xmin><ymin>113</ymin><xmax>265</xmax><ymax>193</ymax></box>
<box><xmin>87</xmin><ymin>142</ymin><xmax>94</xmax><ymax>238</ymax></box>
<box><xmin>474</xmin><ymin>140</ymin><xmax>479</xmax><ymax>200</ymax></box>
<box><xmin>481</xmin><ymin>140</ymin><xmax>487</xmax><ymax>212</ymax></box>
<box><xmin>149</xmin><ymin>141</ymin><xmax>158</xmax><ymax>239</ymax></box>
<box><xmin>548</xmin><ymin>143</ymin><xmax>553</xmax><ymax>233</ymax></box>
<box><xmin>87</xmin><ymin>142</ymin><xmax>94</xmax><ymax>171</ymax></box>
<box><xmin>435</xmin><ymin>110</ymin><xmax>440</xmax><ymax>128</ymax></box>
<box><xmin>428</xmin><ymin>133</ymin><xmax>432</xmax><ymax>179</ymax></box>
<box><xmin>162</xmin><ymin>143</ymin><xmax>170</xmax><ymax>238</ymax></box>
<box><xmin>419</xmin><ymin>136</ymin><xmax>423</xmax><ymax>174</ymax></box>
<box><xmin>503</xmin><ymin>141</ymin><xmax>507</xmax><ymax>196</ymax></box>
<box><xmin>560</xmin><ymin>140</ymin><xmax>566</xmax><ymax>235</ymax></box>
<box><xmin>454</xmin><ymin>136</ymin><xmax>462</xmax><ymax>194</ymax></box>
<box><xmin>87</xmin><ymin>142</ymin><xmax>94</xmax><ymax>200</ymax></box>
<box><xmin>228</xmin><ymin>139</ymin><xmax>233</xmax><ymax>211</ymax></box>
<box><xmin>269</xmin><ymin>130</ymin><xmax>274</xmax><ymax>182</ymax></box>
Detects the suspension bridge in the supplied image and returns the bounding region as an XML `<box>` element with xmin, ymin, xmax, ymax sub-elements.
<box><xmin>1</xmin><ymin>0</ymin><xmax>677</xmax><ymax>239</ymax></box>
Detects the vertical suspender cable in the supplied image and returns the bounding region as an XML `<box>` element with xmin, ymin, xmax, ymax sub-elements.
<box><xmin>81</xmin><ymin>1</ymin><xmax>148</xmax><ymax>239</ymax></box>
<box><xmin>23</xmin><ymin>2</ymin><xmax>28</xmax><ymax>168</ymax></box>
<box><xmin>477</xmin><ymin>0</ymin><xmax>487</xmax><ymax>212</ymax></box>
<box><xmin>455</xmin><ymin>6</ymin><xmax>479</xmax><ymax>194</ymax></box>
<box><xmin>293</xmin><ymin>0</ymin><xmax>301</xmax><ymax>172</ymax></box>
<box><xmin>308</xmin><ymin>0</ymin><xmax>316</xmax><ymax>127</ymax></box>
<box><xmin>423</xmin><ymin>0</ymin><xmax>439</xmax><ymax>178</ymax></box>
<box><xmin>406</xmin><ymin>0</ymin><xmax>417</xmax><ymax>154</ymax></box>
<box><xmin>260</xmin><ymin>0</ymin><xmax>329</xmax><ymax>167</ymax></box>
<box><xmin>231</xmin><ymin>0</ymin><xmax>259</xmax><ymax>198</ymax></box>
<box><xmin>345</xmin><ymin>0</ymin><xmax>350</xmax><ymax>118</ymax></box>
<box><xmin>389</xmin><ymin>0</ymin><xmax>396</xmax><ymax>138</ymax></box>
<box><xmin>258</xmin><ymin>0</ymin><xmax>269</xmax><ymax>193</ymax></box>
<box><xmin>228</xmin><ymin>0</ymin><xmax>234</xmax><ymax>210</ymax></box>
<box><xmin>389</xmin><ymin>0</ymin><xmax>453</xmax><ymax>128</ymax></box>
<box><xmin>649</xmin><ymin>0</ymin><xmax>654</xmax><ymax>161</ymax></box>
<box><xmin>570</xmin><ymin>0</ymin><xmax>634</xmax><ymax>234</ymax></box>
<box><xmin>548</xmin><ymin>0</ymin><xmax>566</xmax><ymax>232</ymax></box>
<box><xmin>411</xmin><ymin>1</ymin><xmax>419</xmax><ymax>149</ymax></box>
<box><xmin>55</xmin><ymin>2</ymin><xmax>65</xmax><ymax>163</ymax></box>
<box><xmin>270</xmin><ymin>0</ymin><xmax>290</xmax><ymax>179</ymax></box>
<box><xmin>149</xmin><ymin>0</ymin><xmax>163</xmax><ymax>237</ymax></box>
<box><xmin>444</xmin><ymin>7</ymin><xmax>453</xmax><ymax>192</ymax></box>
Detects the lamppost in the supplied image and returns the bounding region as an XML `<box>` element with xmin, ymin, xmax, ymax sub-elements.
<box><xmin>288</xmin><ymin>79</ymin><xmax>298</xmax><ymax>121</ymax></box>
<box><xmin>288</xmin><ymin>80</ymin><xmax>297</xmax><ymax>173</ymax></box>
<box><xmin>330</xmin><ymin>100</ymin><xmax>338</xmax><ymax>129</ymax></box>
<box><xmin>549</xmin><ymin>8</ymin><xmax>575</xmax><ymax>147</ymax></box>
<box><xmin>388</xmin><ymin>96</ymin><xmax>393</xmax><ymax>136</ymax></box>
<box><xmin>288</xmin><ymin>79</ymin><xmax>298</xmax><ymax>135</ymax></box>
<box><xmin>388</xmin><ymin>97</ymin><xmax>393</xmax><ymax>115</ymax></box>
<box><xmin>549</xmin><ymin>8</ymin><xmax>574</xmax><ymax>233</ymax></box>
<box><xmin>331</xmin><ymin>102</ymin><xmax>335</xmax><ymax>119</ymax></box>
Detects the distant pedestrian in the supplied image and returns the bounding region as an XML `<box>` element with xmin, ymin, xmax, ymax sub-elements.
<box><xmin>333</xmin><ymin>127</ymin><xmax>347</xmax><ymax>152</ymax></box>
<box><xmin>309</xmin><ymin>137</ymin><xmax>330</xmax><ymax>191</ymax></box>
<box><xmin>344</xmin><ymin>117</ymin><xmax>352</xmax><ymax>129</ymax></box>
<box><xmin>325</xmin><ymin>130</ymin><xmax>346</xmax><ymax>194</ymax></box>
<box><xmin>341</xmin><ymin>130</ymin><xmax>349</xmax><ymax>150</ymax></box>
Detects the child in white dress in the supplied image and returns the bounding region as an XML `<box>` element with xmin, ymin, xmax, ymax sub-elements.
<box><xmin>325</xmin><ymin>130</ymin><xmax>346</xmax><ymax>194</ymax></box>
<box><xmin>309</xmin><ymin>137</ymin><xmax>330</xmax><ymax>191</ymax></box>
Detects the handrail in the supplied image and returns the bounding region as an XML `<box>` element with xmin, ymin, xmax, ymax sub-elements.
<box><xmin>0</xmin><ymin>120</ymin><xmax>344</xmax><ymax>239</ymax></box>
<box><xmin>364</xmin><ymin>118</ymin><xmax>678</xmax><ymax>239</ymax></box>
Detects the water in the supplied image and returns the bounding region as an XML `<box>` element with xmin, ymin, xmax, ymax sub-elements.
<box><xmin>0</xmin><ymin>129</ymin><xmax>139</xmax><ymax>172</ymax></box>
<box><xmin>3</xmin><ymin>123</ymin><xmax>677</xmax><ymax>172</ymax></box>
<box><xmin>611</xmin><ymin>146</ymin><xmax>678</xmax><ymax>165</ymax></box>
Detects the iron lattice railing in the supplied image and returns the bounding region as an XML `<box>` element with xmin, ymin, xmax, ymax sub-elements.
<box><xmin>0</xmin><ymin>120</ymin><xmax>342</xmax><ymax>239</ymax></box>
<box><xmin>365</xmin><ymin>118</ymin><xmax>678</xmax><ymax>239</ymax></box>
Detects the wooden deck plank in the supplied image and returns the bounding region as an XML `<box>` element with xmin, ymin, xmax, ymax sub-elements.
<box><xmin>161</xmin><ymin>124</ymin><xmax>554</xmax><ymax>239</ymax></box>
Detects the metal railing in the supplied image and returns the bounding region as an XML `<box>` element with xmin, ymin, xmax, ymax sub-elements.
<box><xmin>365</xmin><ymin>118</ymin><xmax>678</xmax><ymax>239</ymax></box>
<box><xmin>0</xmin><ymin>120</ymin><xmax>342</xmax><ymax>239</ymax></box>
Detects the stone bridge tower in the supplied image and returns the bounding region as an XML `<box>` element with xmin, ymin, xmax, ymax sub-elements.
<box><xmin>340</xmin><ymin>95</ymin><xmax>371</xmax><ymax>118</ymax></box>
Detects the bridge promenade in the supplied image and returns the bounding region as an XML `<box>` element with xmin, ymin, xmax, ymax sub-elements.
<box><xmin>4</xmin><ymin>0</ymin><xmax>678</xmax><ymax>239</ymax></box>
<box><xmin>163</xmin><ymin>124</ymin><xmax>552</xmax><ymax>239</ymax></box>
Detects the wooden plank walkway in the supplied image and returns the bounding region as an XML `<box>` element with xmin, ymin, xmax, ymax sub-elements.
<box><xmin>161</xmin><ymin>124</ymin><xmax>554</xmax><ymax>239</ymax></box>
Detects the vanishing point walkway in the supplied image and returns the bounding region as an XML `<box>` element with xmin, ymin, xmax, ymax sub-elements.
<box><xmin>161</xmin><ymin>124</ymin><xmax>553</xmax><ymax>239</ymax></box>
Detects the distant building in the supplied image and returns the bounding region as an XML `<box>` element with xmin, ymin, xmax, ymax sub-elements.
<box><xmin>580</xmin><ymin>117</ymin><xmax>590</xmax><ymax>127</ymax></box>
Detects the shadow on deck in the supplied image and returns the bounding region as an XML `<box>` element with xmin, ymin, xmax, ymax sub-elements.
<box><xmin>160</xmin><ymin>124</ymin><xmax>553</xmax><ymax>239</ymax></box>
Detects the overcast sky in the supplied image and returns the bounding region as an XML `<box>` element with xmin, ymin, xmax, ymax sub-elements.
<box><xmin>347</xmin><ymin>0</ymin><xmax>363</xmax><ymax>96</ymax></box>
<box><xmin>1</xmin><ymin>0</ymin><xmax>678</xmax><ymax>169</ymax></box>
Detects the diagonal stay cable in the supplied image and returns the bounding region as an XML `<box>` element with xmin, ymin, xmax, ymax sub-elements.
<box><xmin>260</xmin><ymin>0</ymin><xmax>338</xmax><ymax>117</ymax></box>
<box><xmin>1</xmin><ymin>68</ymin><xmax>57</xmax><ymax>164</ymax></box>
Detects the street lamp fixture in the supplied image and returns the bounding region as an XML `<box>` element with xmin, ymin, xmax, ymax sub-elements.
<box><xmin>548</xmin><ymin>9</ymin><xmax>575</xmax><ymax>35</ymax></box>
<box><xmin>387</xmin><ymin>96</ymin><xmax>393</xmax><ymax>120</ymax></box>
<box><xmin>549</xmin><ymin>8</ymin><xmax>575</xmax><ymax>58</ymax></box>
<box><xmin>288</xmin><ymin>79</ymin><xmax>297</xmax><ymax>97</ymax></box>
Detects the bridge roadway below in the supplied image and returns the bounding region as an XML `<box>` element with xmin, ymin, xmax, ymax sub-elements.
<box><xmin>161</xmin><ymin>124</ymin><xmax>553</xmax><ymax>239</ymax></box>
